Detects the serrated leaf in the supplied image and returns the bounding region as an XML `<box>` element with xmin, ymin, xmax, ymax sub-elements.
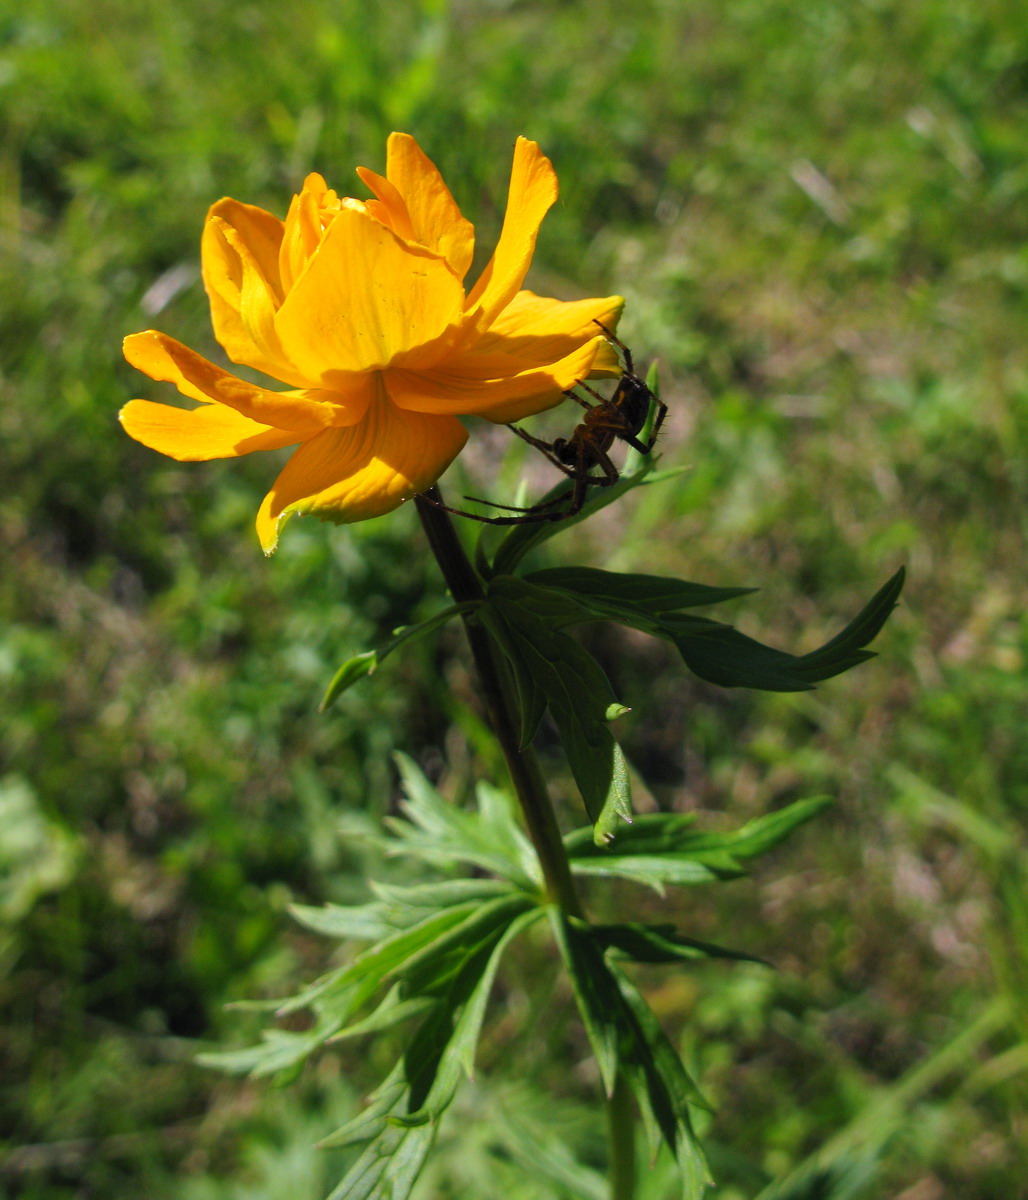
<box><xmin>198</xmin><ymin>1015</ymin><xmax>343</xmax><ymax>1079</ymax></box>
<box><xmin>387</xmin><ymin>753</ymin><xmax>539</xmax><ymax>886</ymax></box>
<box><xmin>321</xmin><ymin>602</ymin><xmax>476</xmax><ymax>710</ymax></box>
<box><xmin>666</xmin><ymin>567</ymin><xmax>905</xmax><ymax>690</ymax></box>
<box><xmin>512</xmin><ymin>567</ymin><xmax>904</xmax><ymax>694</ymax></box>
<box><xmin>679</xmin><ymin>796</ymin><xmax>833</xmax><ymax>862</ymax></box>
<box><xmin>368</xmin><ymin>877</ymin><xmax>516</xmax><ymax>910</ymax></box>
<box><xmin>275</xmin><ymin>902</ymin><xmax>484</xmax><ymax>1017</ymax></box>
<box><xmin>317</xmin><ymin>1062</ymin><xmax>407</xmax><ymax>1149</ymax></box>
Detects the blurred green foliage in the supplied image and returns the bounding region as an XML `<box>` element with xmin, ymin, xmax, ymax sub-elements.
<box><xmin>1</xmin><ymin>0</ymin><xmax>1025</xmax><ymax>1195</ymax></box>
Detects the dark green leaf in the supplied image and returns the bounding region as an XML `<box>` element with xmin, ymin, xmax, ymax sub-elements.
<box><xmin>478</xmin><ymin>603</ymin><xmax>549</xmax><ymax>747</ymax></box>
<box><xmin>524</xmin><ymin>566</ymin><xmax>756</xmax><ymax>614</ymax></box>
<box><xmin>666</xmin><ymin>567</ymin><xmax>905</xmax><ymax>690</ymax></box>
<box><xmin>487</xmin><ymin>584</ymin><xmax>633</xmax><ymax>839</ymax></box>
<box><xmin>549</xmin><ymin>909</ymin><xmax>622</xmax><ymax>1096</ymax></box>
<box><xmin>593</xmin><ymin>923</ymin><xmax>768</xmax><ymax>966</ymax></box>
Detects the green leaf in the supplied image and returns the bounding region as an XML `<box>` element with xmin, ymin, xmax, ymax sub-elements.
<box><xmin>549</xmin><ymin>909</ymin><xmax>623</xmax><ymax>1097</ymax></box>
<box><xmin>569</xmin><ymin>853</ymin><xmax>740</xmax><ymax>893</ymax></box>
<box><xmin>320</xmin><ymin>602</ymin><xmax>476</xmax><ymax>710</ymax></box>
<box><xmin>510</xmin><ymin>567</ymin><xmax>904</xmax><ymax>693</ymax></box>
<box><xmin>388</xmin><ymin>753</ymin><xmax>540</xmax><ymax>887</ymax></box>
<box><xmin>327</xmin><ymin>985</ymin><xmax>436</xmax><ymax>1043</ymax></box>
<box><xmin>275</xmin><ymin>901</ymin><xmax>486</xmax><ymax>1017</ymax></box>
<box><xmin>317</xmin><ymin>1062</ymin><xmax>407</xmax><ymax>1149</ymax></box>
<box><xmin>288</xmin><ymin>900</ymin><xmax>397</xmax><ymax>942</ymax></box>
<box><xmin>593</xmin><ymin>922</ymin><xmax>768</xmax><ymax>966</ymax></box>
<box><xmin>369</xmin><ymin>878</ymin><xmax>517</xmax><ymax>910</ymax></box>
<box><xmin>393</xmin><ymin>893</ymin><xmax>533</xmax><ymax>998</ymax></box>
<box><xmin>486</xmin><ymin>583</ymin><xmax>633</xmax><ymax>839</ymax></box>
<box><xmin>478</xmin><ymin>603</ymin><xmax>549</xmax><ymax>747</ymax></box>
<box><xmin>565</xmin><ymin>799</ymin><xmax>832</xmax><ymax>892</ymax></box>
<box><xmin>665</xmin><ymin>567</ymin><xmax>906</xmax><ymax>691</ymax></box>
<box><xmin>197</xmin><ymin>1014</ymin><xmax>343</xmax><ymax>1079</ymax></box>
<box><xmin>524</xmin><ymin>566</ymin><xmax>756</xmax><ymax>614</ymax></box>
<box><xmin>452</xmin><ymin>908</ymin><xmax>545</xmax><ymax>1080</ymax></box>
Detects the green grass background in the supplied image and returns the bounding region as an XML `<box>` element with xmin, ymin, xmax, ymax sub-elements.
<box><xmin>2</xmin><ymin>0</ymin><xmax>1026</xmax><ymax>1196</ymax></box>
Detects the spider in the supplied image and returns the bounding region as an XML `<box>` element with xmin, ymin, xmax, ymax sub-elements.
<box><xmin>418</xmin><ymin>323</ymin><xmax>666</xmax><ymax>525</ymax></box>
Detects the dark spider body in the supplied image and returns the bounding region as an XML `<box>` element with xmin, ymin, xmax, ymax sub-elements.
<box><xmin>418</xmin><ymin>323</ymin><xmax>667</xmax><ymax>525</ymax></box>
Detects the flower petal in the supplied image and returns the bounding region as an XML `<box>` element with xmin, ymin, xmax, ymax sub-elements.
<box><xmin>461</xmin><ymin>138</ymin><xmax>558</xmax><ymax>337</ymax></box>
<box><xmin>123</xmin><ymin>331</ymin><xmax>369</xmax><ymax>432</ymax></box>
<box><xmin>477</xmin><ymin>290</ymin><xmax>625</xmax><ymax>359</ymax></box>
<box><xmin>207</xmin><ymin>197</ymin><xmax>285</xmax><ymax>298</ymax></box>
<box><xmin>383</xmin><ymin>133</ymin><xmax>475</xmax><ymax>279</ymax></box>
<box><xmin>120</xmin><ymin>399</ymin><xmax>300</xmax><ymax>460</ymax></box>
<box><xmin>355</xmin><ymin>165</ymin><xmax>418</xmax><ymax>242</ymax></box>
<box><xmin>273</xmin><ymin>206</ymin><xmax>466</xmax><ymax>382</ymax></box>
<box><xmin>202</xmin><ymin>216</ymin><xmax>306</xmax><ymax>385</ymax></box>
<box><xmin>386</xmin><ymin>333</ymin><xmax>616</xmax><ymax>422</ymax></box>
<box><xmin>255</xmin><ymin>395</ymin><xmax>468</xmax><ymax>553</ymax></box>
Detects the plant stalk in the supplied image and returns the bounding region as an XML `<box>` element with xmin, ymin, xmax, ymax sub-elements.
<box><xmin>416</xmin><ymin>487</ymin><xmax>636</xmax><ymax>1198</ymax></box>
<box><xmin>415</xmin><ymin>488</ymin><xmax>583</xmax><ymax>918</ymax></box>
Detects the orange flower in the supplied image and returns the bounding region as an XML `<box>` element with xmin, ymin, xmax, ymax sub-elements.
<box><xmin>121</xmin><ymin>134</ymin><xmax>624</xmax><ymax>553</ymax></box>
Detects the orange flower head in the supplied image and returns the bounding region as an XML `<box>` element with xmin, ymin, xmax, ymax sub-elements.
<box><xmin>121</xmin><ymin>134</ymin><xmax>624</xmax><ymax>553</ymax></box>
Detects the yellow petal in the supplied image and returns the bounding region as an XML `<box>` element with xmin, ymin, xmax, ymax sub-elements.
<box><xmin>478</xmin><ymin>290</ymin><xmax>625</xmax><ymax>357</ymax></box>
<box><xmin>273</xmin><ymin>205</ymin><xmax>466</xmax><ymax>382</ymax></box>
<box><xmin>206</xmin><ymin>197</ymin><xmax>285</xmax><ymax>298</ymax></box>
<box><xmin>123</xmin><ymin>331</ymin><xmax>368</xmax><ymax>433</ymax></box>
<box><xmin>461</xmin><ymin>138</ymin><xmax>558</xmax><ymax>337</ymax></box>
<box><xmin>386</xmin><ymin>333</ymin><xmax>614</xmax><ymax>422</ymax></box>
<box><xmin>203</xmin><ymin>216</ymin><xmax>306</xmax><ymax>385</ymax></box>
<box><xmin>355</xmin><ymin>165</ymin><xmax>418</xmax><ymax>242</ymax></box>
<box><xmin>255</xmin><ymin>394</ymin><xmax>468</xmax><ymax>553</ymax></box>
<box><xmin>120</xmin><ymin>399</ymin><xmax>300</xmax><ymax>460</ymax></box>
<box><xmin>384</xmin><ymin>133</ymin><xmax>475</xmax><ymax>279</ymax></box>
<box><xmin>278</xmin><ymin>185</ymin><xmax>326</xmax><ymax>295</ymax></box>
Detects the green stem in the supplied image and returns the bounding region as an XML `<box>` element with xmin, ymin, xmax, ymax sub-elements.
<box><xmin>416</xmin><ymin>487</ymin><xmax>636</xmax><ymax>1199</ymax></box>
<box><xmin>607</xmin><ymin>1072</ymin><xmax>637</xmax><ymax>1200</ymax></box>
<box><xmin>414</xmin><ymin>488</ymin><xmax>583</xmax><ymax>918</ymax></box>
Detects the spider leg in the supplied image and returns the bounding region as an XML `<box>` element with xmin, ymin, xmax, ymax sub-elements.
<box><xmin>414</xmin><ymin>491</ymin><xmax>572</xmax><ymax>525</ymax></box>
<box><xmin>507</xmin><ymin>424</ymin><xmax>579</xmax><ymax>478</ymax></box>
<box><xmin>566</xmin><ymin>380</ymin><xmax>606</xmax><ymax>408</ymax></box>
<box><xmin>463</xmin><ymin>490</ymin><xmax>573</xmax><ymax>514</ymax></box>
<box><xmin>592</xmin><ymin>319</ymin><xmax>634</xmax><ymax>376</ymax></box>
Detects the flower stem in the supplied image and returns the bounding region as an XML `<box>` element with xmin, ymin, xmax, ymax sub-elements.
<box><xmin>415</xmin><ymin>488</ymin><xmax>635</xmax><ymax>1200</ymax></box>
<box><xmin>414</xmin><ymin>487</ymin><xmax>583</xmax><ymax>918</ymax></box>
<box><xmin>607</xmin><ymin>1073</ymin><xmax>636</xmax><ymax>1200</ymax></box>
